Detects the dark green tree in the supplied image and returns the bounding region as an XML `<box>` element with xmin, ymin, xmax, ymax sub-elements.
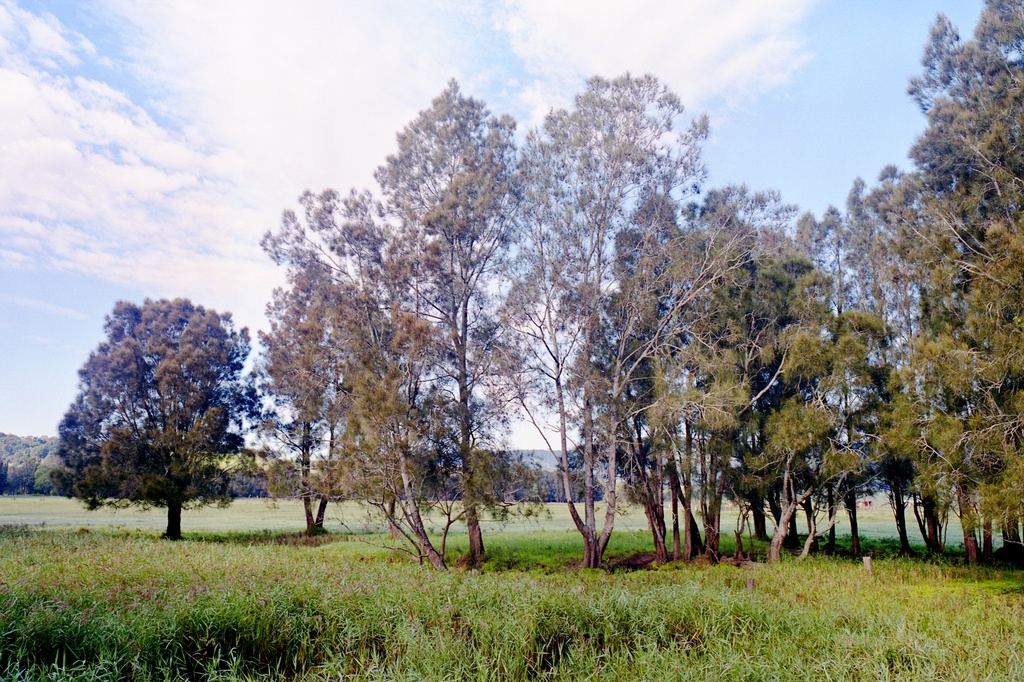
<box><xmin>903</xmin><ymin>2</ymin><xmax>1024</xmax><ymax>563</ymax></box>
<box><xmin>54</xmin><ymin>298</ymin><xmax>253</xmax><ymax>540</ymax></box>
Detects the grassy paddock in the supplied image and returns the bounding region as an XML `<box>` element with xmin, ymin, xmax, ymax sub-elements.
<box><xmin>0</xmin><ymin>523</ymin><xmax>1022</xmax><ymax>681</ymax></box>
<box><xmin>0</xmin><ymin>494</ymin><xmax>930</xmax><ymax>542</ymax></box>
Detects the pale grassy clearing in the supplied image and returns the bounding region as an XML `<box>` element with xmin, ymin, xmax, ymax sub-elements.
<box><xmin>0</xmin><ymin>494</ymin><xmax>926</xmax><ymax>544</ymax></box>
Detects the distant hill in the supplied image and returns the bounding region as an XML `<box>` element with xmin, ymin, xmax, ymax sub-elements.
<box><xmin>0</xmin><ymin>433</ymin><xmax>60</xmax><ymax>495</ymax></box>
<box><xmin>1</xmin><ymin>433</ymin><xmax>58</xmax><ymax>465</ymax></box>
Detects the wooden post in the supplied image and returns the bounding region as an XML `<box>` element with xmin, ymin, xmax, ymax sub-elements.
<box><xmin>746</xmin><ymin>577</ymin><xmax>755</xmax><ymax>593</ymax></box>
<box><xmin>863</xmin><ymin>556</ymin><xmax>873</xmax><ymax>574</ymax></box>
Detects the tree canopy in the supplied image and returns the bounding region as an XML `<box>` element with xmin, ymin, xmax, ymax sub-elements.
<box><xmin>54</xmin><ymin>298</ymin><xmax>254</xmax><ymax>540</ymax></box>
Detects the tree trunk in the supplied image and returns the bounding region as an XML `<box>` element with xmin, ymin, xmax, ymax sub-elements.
<box><xmin>915</xmin><ymin>493</ymin><xmax>943</xmax><ymax>554</ymax></box>
<box><xmin>957</xmin><ymin>486</ymin><xmax>978</xmax><ymax>566</ymax></box>
<box><xmin>824</xmin><ymin>485</ymin><xmax>836</xmax><ymax>556</ymax></box>
<box><xmin>581</xmin><ymin>385</ymin><xmax>599</xmax><ymax>568</ymax></box>
<box><xmin>466</xmin><ymin>506</ymin><xmax>484</xmax><ymax>565</ymax></box>
<box><xmin>314</xmin><ymin>497</ymin><xmax>328</xmax><ymax>529</ymax></box>
<box><xmin>925</xmin><ymin>498</ymin><xmax>943</xmax><ymax>554</ymax></box>
<box><xmin>769</xmin><ymin>496</ymin><xmax>803</xmax><ymax>562</ymax></box>
<box><xmin>963</xmin><ymin>531</ymin><xmax>979</xmax><ymax>566</ymax></box>
<box><xmin>751</xmin><ymin>498</ymin><xmax>769</xmax><ymax>542</ymax></box>
<box><xmin>688</xmin><ymin>510</ymin><xmax>705</xmax><ymax>557</ymax></box>
<box><xmin>681</xmin><ymin>420</ymin><xmax>700</xmax><ymax>561</ymax></box>
<box><xmin>668</xmin><ymin>455</ymin><xmax>682</xmax><ymax>561</ymax></box>
<box><xmin>386</xmin><ymin>497</ymin><xmax>401</xmax><ymax>539</ymax></box>
<box><xmin>767</xmin><ymin>488</ymin><xmax>782</xmax><ymax>527</ymax></box>
<box><xmin>300</xmin><ymin>422</ymin><xmax>315</xmax><ymax>532</ymax></box>
<box><xmin>786</xmin><ymin>509</ymin><xmax>801</xmax><ymax>550</ymax></box>
<box><xmin>893</xmin><ymin>492</ymin><xmax>913</xmax><ymax>556</ymax></box>
<box><xmin>166</xmin><ymin>501</ymin><xmax>182</xmax><ymax>541</ymax></box>
<box><xmin>302</xmin><ymin>495</ymin><xmax>315</xmax><ymax>532</ymax></box>
<box><xmin>595</xmin><ymin>420</ymin><xmax>619</xmax><ymax>566</ymax></box>
<box><xmin>633</xmin><ymin>422</ymin><xmax>667</xmax><ymax>564</ymax></box>
<box><xmin>845</xmin><ymin>490</ymin><xmax>861</xmax><ymax>557</ymax></box>
<box><xmin>641</xmin><ymin>473</ymin><xmax>668</xmax><ymax>564</ymax></box>
<box><xmin>801</xmin><ymin>496</ymin><xmax>818</xmax><ymax>555</ymax></box>
<box><xmin>982</xmin><ymin>517</ymin><xmax>993</xmax><ymax>562</ymax></box>
<box><xmin>704</xmin><ymin>443</ymin><xmax>724</xmax><ymax>562</ymax></box>
<box><xmin>769</xmin><ymin>466</ymin><xmax>812</xmax><ymax>563</ymax></box>
<box><xmin>646</xmin><ymin>505</ymin><xmax>668</xmax><ymax>564</ymax></box>
<box><xmin>400</xmin><ymin>452</ymin><xmax>445</xmax><ymax>570</ymax></box>
<box><xmin>912</xmin><ymin>493</ymin><xmax>928</xmax><ymax>550</ymax></box>
<box><xmin>553</xmin><ymin>374</ymin><xmax>589</xmax><ymax>565</ymax></box>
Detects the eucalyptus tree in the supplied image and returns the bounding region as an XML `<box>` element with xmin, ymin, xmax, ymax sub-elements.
<box><xmin>509</xmin><ymin>74</ymin><xmax>765</xmax><ymax>568</ymax></box>
<box><xmin>258</xmin><ymin>270</ymin><xmax>351</xmax><ymax>533</ymax></box>
<box><xmin>374</xmin><ymin>80</ymin><xmax>519</xmax><ymax>566</ymax></box>
<box><xmin>262</xmin><ymin>188</ymin><xmax>456</xmax><ymax>568</ymax></box>
<box><xmin>902</xmin><ymin>3</ymin><xmax>1024</xmax><ymax>563</ymax></box>
<box><xmin>795</xmin><ymin>205</ymin><xmax>898</xmax><ymax>555</ymax></box>
<box><xmin>54</xmin><ymin>298</ymin><xmax>254</xmax><ymax>540</ymax></box>
<box><xmin>508</xmin><ymin>74</ymin><xmax>701</xmax><ymax>567</ymax></box>
<box><xmin>657</xmin><ymin>187</ymin><xmax>799</xmax><ymax>561</ymax></box>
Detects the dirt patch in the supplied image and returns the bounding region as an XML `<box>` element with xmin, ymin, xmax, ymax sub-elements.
<box><xmin>606</xmin><ymin>552</ymin><xmax>658</xmax><ymax>571</ymax></box>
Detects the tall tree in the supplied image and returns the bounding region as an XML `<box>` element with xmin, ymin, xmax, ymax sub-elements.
<box><xmin>375</xmin><ymin>80</ymin><xmax>519</xmax><ymax>566</ymax></box>
<box><xmin>258</xmin><ymin>273</ymin><xmax>351</xmax><ymax>533</ymax></box>
<box><xmin>54</xmin><ymin>299</ymin><xmax>253</xmax><ymax>540</ymax></box>
<box><xmin>904</xmin><ymin>2</ymin><xmax>1024</xmax><ymax>563</ymax></box>
<box><xmin>509</xmin><ymin>74</ymin><xmax>760</xmax><ymax>568</ymax></box>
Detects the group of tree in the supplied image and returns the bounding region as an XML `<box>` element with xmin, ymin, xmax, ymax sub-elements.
<box><xmin>52</xmin><ymin>1</ymin><xmax>1024</xmax><ymax>567</ymax></box>
<box><xmin>0</xmin><ymin>433</ymin><xmax>59</xmax><ymax>494</ymax></box>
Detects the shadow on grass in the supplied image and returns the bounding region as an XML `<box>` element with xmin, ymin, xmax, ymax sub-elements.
<box><xmin>180</xmin><ymin>528</ymin><xmax>353</xmax><ymax>547</ymax></box>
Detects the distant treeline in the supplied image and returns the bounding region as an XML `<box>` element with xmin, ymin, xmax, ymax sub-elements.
<box><xmin>0</xmin><ymin>433</ymin><xmax>59</xmax><ymax>494</ymax></box>
<box><xmin>0</xmin><ymin>432</ymin><xmax>270</xmax><ymax>498</ymax></box>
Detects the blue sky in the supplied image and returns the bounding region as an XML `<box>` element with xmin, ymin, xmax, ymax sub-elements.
<box><xmin>0</xmin><ymin>0</ymin><xmax>983</xmax><ymax>442</ymax></box>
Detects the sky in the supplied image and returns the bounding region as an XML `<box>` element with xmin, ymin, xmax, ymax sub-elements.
<box><xmin>0</xmin><ymin>0</ymin><xmax>984</xmax><ymax>444</ymax></box>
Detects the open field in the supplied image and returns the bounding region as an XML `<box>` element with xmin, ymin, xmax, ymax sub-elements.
<box><xmin>2</xmin><ymin>497</ymin><xmax>1018</xmax><ymax>680</ymax></box>
<box><xmin>0</xmin><ymin>523</ymin><xmax>1022</xmax><ymax>681</ymax></box>
<box><xmin>0</xmin><ymin>495</ymin><xmax>931</xmax><ymax>545</ymax></box>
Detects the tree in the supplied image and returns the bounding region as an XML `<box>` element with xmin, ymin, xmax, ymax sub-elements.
<box><xmin>509</xmin><ymin>73</ymin><xmax>747</xmax><ymax>568</ymax></box>
<box><xmin>374</xmin><ymin>80</ymin><xmax>519</xmax><ymax>566</ymax></box>
<box><xmin>263</xmin><ymin>186</ymin><xmax>468</xmax><ymax>570</ymax></box>
<box><xmin>53</xmin><ymin>298</ymin><xmax>253</xmax><ymax>540</ymax></box>
<box><xmin>258</xmin><ymin>244</ymin><xmax>353</xmax><ymax>533</ymax></box>
<box><xmin>902</xmin><ymin>3</ymin><xmax>1024</xmax><ymax>563</ymax></box>
<box><xmin>667</xmin><ymin>188</ymin><xmax>799</xmax><ymax>562</ymax></box>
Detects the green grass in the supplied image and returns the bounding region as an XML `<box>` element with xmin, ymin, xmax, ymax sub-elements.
<box><xmin>0</xmin><ymin>521</ymin><xmax>1021</xmax><ymax>681</ymax></box>
<box><xmin>0</xmin><ymin>496</ymin><xmax>1012</xmax><ymax>680</ymax></box>
<box><xmin>0</xmin><ymin>494</ymin><xmax>932</xmax><ymax>541</ymax></box>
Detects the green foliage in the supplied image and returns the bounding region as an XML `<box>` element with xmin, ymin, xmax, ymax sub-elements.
<box><xmin>53</xmin><ymin>298</ymin><xmax>254</xmax><ymax>540</ymax></box>
<box><xmin>0</xmin><ymin>434</ymin><xmax>60</xmax><ymax>496</ymax></box>
<box><xmin>0</xmin><ymin>433</ymin><xmax>59</xmax><ymax>465</ymax></box>
<box><xmin>0</xmin><ymin>529</ymin><xmax>1022</xmax><ymax>681</ymax></box>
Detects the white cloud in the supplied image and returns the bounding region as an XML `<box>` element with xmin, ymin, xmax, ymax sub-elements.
<box><xmin>102</xmin><ymin>0</ymin><xmax>477</xmax><ymax>204</ymax></box>
<box><xmin>0</xmin><ymin>0</ymin><xmax>824</xmax><ymax>439</ymax></box>
<box><xmin>495</xmin><ymin>0</ymin><xmax>816</xmax><ymax>121</ymax></box>
<box><xmin>0</xmin><ymin>0</ymin><xmax>499</xmax><ymax>327</ymax></box>
<box><xmin>0</xmin><ymin>0</ymin><xmax>817</xmax><ymax>334</ymax></box>
<box><xmin>0</xmin><ymin>1</ymin><xmax>276</xmax><ymax>327</ymax></box>
<box><xmin>0</xmin><ymin>293</ymin><xmax>87</xmax><ymax>319</ymax></box>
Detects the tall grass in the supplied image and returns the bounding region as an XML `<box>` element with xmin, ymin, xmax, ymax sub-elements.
<box><xmin>1</xmin><ymin>527</ymin><xmax>1022</xmax><ymax>680</ymax></box>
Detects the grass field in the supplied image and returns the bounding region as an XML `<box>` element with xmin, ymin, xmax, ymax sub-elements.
<box><xmin>0</xmin><ymin>494</ymin><xmax>932</xmax><ymax>545</ymax></box>
<box><xmin>2</xmin><ymin>495</ymin><xmax>1010</xmax><ymax>680</ymax></box>
<box><xmin>1</xmin><ymin>522</ymin><xmax>1022</xmax><ymax>681</ymax></box>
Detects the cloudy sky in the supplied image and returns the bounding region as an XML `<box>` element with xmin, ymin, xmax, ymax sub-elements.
<box><xmin>0</xmin><ymin>0</ymin><xmax>982</xmax><ymax>443</ymax></box>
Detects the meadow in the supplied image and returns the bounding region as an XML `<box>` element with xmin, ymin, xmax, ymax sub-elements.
<box><xmin>1</xmin><ymin>496</ymin><xmax>1020</xmax><ymax>681</ymax></box>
